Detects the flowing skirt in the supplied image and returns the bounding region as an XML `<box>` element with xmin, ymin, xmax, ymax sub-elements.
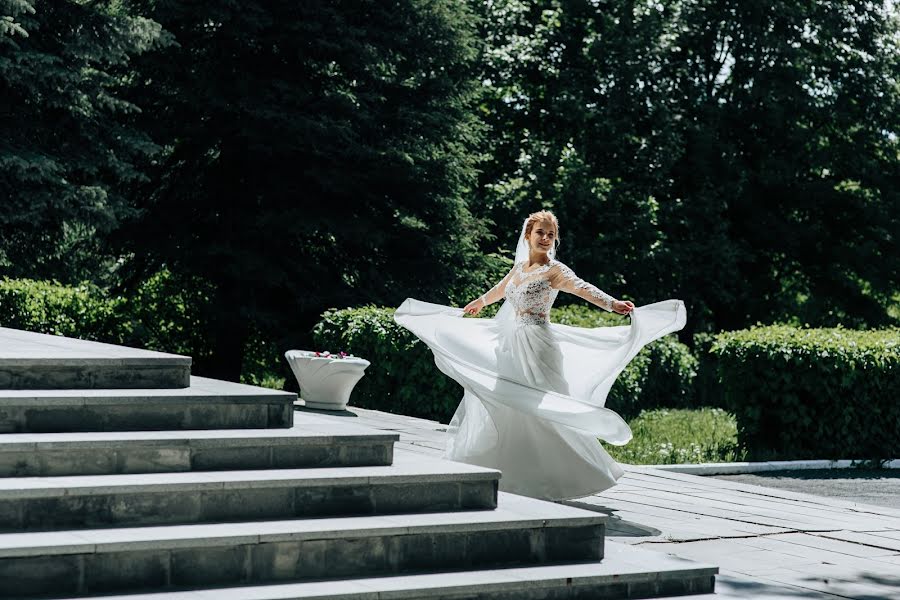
<box><xmin>394</xmin><ymin>298</ymin><xmax>687</xmax><ymax>500</ymax></box>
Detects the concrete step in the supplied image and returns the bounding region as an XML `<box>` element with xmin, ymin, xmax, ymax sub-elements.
<box><xmin>0</xmin><ymin>493</ymin><xmax>613</xmax><ymax>598</ymax></box>
<box><xmin>0</xmin><ymin>376</ymin><xmax>295</xmax><ymax>433</ymax></box>
<box><xmin>0</xmin><ymin>327</ymin><xmax>191</xmax><ymax>389</ymax></box>
<box><xmin>40</xmin><ymin>544</ymin><xmax>717</xmax><ymax>599</ymax></box>
<box><xmin>0</xmin><ymin>452</ymin><xmax>499</xmax><ymax>531</ymax></box>
<box><xmin>0</xmin><ymin>425</ymin><xmax>399</xmax><ymax>477</ymax></box>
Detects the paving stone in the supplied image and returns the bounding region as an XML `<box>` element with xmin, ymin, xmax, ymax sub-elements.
<box><xmin>816</xmin><ymin>529</ymin><xmax>900</xmax><ymax>552</ymax></box>
<box><xmin>0</xmin><ymin>455</ymin><xmax>500</xmax><ymax>531</ymax></box>
<box><xmin>0</xmin><ymin>497</ymin><xmax>614</xmax><ymax>597</ymax></box>
<box><xmin>0</xmin><ymin>427</ymin><xmax>398</xmax><ymax>476</ymax></box>
<box><xmin>45</xmin><ymin>544</ymin><xmax>714</xmax><ymax>599</ymax></box>
<box><xmin>0</xmin><ymin>376</ymin><xmax>296</xmax><ymax>432</ymax></box>
<box><xmin>0</xmin><ymin>327</ymin><xmax>190</xmax><ymax>390</ymax></box>
<box><xmin>83</xmin><ymin>549</ymin><xmax>169</xmax><ymax>595</ymax></box>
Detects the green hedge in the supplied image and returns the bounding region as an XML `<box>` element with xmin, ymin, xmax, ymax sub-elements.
<box><xmin>692</xmin><ymin>332</ymin><xmax>724</xmax><ymax>408</ymax></box>
<box><xmin>0</xmin><ymin>278</ymin><xmax>126</xmax><ymax>343</ymax></box>
<box><xmin>312</xmin><ymin>303</ymin><xmax>697</xmax><ymax>423</ymax></box>
<box><xmin>0</xmin><ymin>273</ymin><xmax>214</xmax><ymax>363</ymax></box>
<box><xmin>712</xmin><ymin>325</ymin><xmax>900</xmax><ymax>460</ymax></box>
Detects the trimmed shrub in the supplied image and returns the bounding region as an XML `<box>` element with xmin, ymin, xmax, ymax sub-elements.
<box><xmin>125</xmin><ymin>270</ymin><xmax>215</xmax><ymax>361</ymax></box>
<box><xmin>692</xmin><ymin>332</ymin><xmax>725</xmax><ymax>408</ymax></box>
<box><xmin>0</xmin><ymin>273</ymin><xmax>215</xmax><ymax>362</ymax></box>
<box><xmin>312</xmin><ymin>303</ymin><xmax>697</xmax><ymax>422</ymax></box>
<box><xmin>712</xmin><ymin>325</ymin><xmax>900</xmax><ymax>460</ymax></box>
<box><xmin>0</xmin><ymin>278</ymin><xmax>126</xmax><ymax>343</ymax></box>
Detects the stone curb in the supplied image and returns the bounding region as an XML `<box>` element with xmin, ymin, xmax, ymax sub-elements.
<box><xmin>627</xmin><ymin>458</ymin><xmax>900</xmax><ymax>475</ymax></box>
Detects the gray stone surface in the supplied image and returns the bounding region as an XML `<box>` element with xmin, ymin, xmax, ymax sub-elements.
<box><xmin>333</xmin><ymin>405</ymin><xmax>900</xmax><ymax>600</ymax></box>
<box><xmin>0</xmin><ymin>492</ymin><xmax>614</xmax><ymax>597</ymax></box>
<box><xmin>0</xmin><ymin>428</ymin><xmax>398</xmax><ymax>476</ymax></box>
<box><xmin>0</xmin><ymin>327</ymin><xmax>188</xmax><ymax>361</ymax></box>
<box><xmin>0</xmin><ymin>376</ymin><xmax>296</xmax><ymax>432</ymax></box>
<box><xmin>0</xmin><ymin>376</ymin><xmax>295</xmax><ymax>403</ymax></box>
<box><xmin>42</xmin><ymin>543</ymin><xmax>716</xmax><ymax>600</ymax></box>
<box><xmin>0</xmin><ymin>452</ymin><xmax>500</xmax><ymax>531</ymax></box>
<box><xmin>0</xmin><ymin>327</ymin><xmax>191</xmax><ymax>389</ymax></box>
<box><xmin>715</xmin><ymin>468</ymin><xmax>900</xmax><ymax>510</ymax></box>
<box><xmin>0</xmin><ymin>329</ymin><xmax>720</xmax><ymax>600</ymax></box>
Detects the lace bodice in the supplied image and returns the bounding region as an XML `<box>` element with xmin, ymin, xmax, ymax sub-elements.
<box><xmin>488</xmin><ymin>260</ymin><xmax>617</xmax><ymax>325</ymax></box>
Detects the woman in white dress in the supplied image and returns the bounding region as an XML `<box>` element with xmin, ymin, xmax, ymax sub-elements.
<box><xmin>394</xmin><ymin>210</ymin><xmax>686</xmax><ymax>500</ymax></box>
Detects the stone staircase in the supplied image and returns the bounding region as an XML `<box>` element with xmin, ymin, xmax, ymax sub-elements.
<box><xmin>0</xmin><ymin>327</ymin><xmax>716</xmax><ymax>598</ymax></box>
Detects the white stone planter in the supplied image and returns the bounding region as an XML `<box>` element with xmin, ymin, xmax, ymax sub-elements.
<box><xmin>284</xmin><ymin>350</ymin><xmax>370</xmax><ymax>411</ymax></box>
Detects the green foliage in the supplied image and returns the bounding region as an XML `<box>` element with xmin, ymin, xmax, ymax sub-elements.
<box><xmin>692</xmin><ymin>332</ymin><xmax>724</xmax><ymax>408</ymax></box>
<box><xmin>0</xmin><ymin>0</ymin><xmax>169</xmax><ymax>283</ymax></box>
<box><xmin>604</xmin><ymin>408</ymin><xmax>746</xmax><ymax>465</ymax></box>
<box><xmin>470</xmin><ymin>0</ymin><xmax>900</xmax><ymax>336</ymax></box>
<box><xmin>123</xmin><ymin>270</ymin><xmax>215</xmax><ymax>364</ymax></box>
<box><xmin>0</xmin><ymin>273</ymin><xmax>282</xmax><ymax>386</ymax></box>
<box><xmin>0</xmin><ymin>278</ymin><xmax>125</xmax><ymax>342</ymax></box>
<box><xmin>312</xmin><ymin>306</ymin><xmax>462</xmax><ymax>422</ymax></box>
<box><xmin>312</xmin><ymin>303</ymin><xmax>697</xmax><ymax>422</ymax></box>
<box><xmin>712</xmin><ymin>325</ymin><xmax>900</xmax><ymax>460</ymax></box>
<box><xmin>0</xmin><ymin>274</ymin><xmax>209</xmax><ymax>356</ymax></box>
<box><xmin>117</xmin><ymin>0</ymin><xmax>490</xmax><ymax>380</ymax></box>
<box><xmin>550</xmin><ymin>303</ymin><xmax>627</xmax><ymax>328</ymax></box>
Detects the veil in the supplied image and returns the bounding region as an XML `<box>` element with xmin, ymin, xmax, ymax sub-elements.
<box><xmin>494</xmin><ymin>217</ymin><xmax>557</xmax><ymax>322</ymax></box>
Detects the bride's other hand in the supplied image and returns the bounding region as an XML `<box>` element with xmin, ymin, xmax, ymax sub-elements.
<box><xmin>464</xmin><ymin>299</ymin><xmax>484</xmax><ymax>316</ymax></box>
<box><xmin>612</xmin><ymin>300</ymin><xmax>635</xmax><ymax>315</ymax></box>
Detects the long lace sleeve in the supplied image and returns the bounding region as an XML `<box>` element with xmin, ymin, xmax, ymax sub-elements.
<box><xmin>548</xmin><ymin>262</ymin><xmax>617</xmax><ymax>312</ymax></box>
<box><xmin>478</xmin><ymin>263</ymin><xmax>518</xmax><ymax>307</ymax></box>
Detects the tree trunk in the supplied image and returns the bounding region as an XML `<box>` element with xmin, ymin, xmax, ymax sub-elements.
<box><xmin>195</xmin><ymin>281</ymin><xmax>249</xmax><ymax>383</ymax></box>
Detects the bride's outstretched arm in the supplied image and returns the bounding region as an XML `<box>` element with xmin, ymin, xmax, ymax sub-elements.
<box><xmin>464</xmin><ymin>265</ymin><xmax>516</xmax><ymax>316</ymax></box>
<box><xmin>549</xmin><ymin>262</ymin><xmax>634</xmax><ymax>315</ymax></box>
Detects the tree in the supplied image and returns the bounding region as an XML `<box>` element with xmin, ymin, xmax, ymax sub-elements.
<box><xmin>660</xmin><ymin>0</ymin><xmax>900</xmax><ymax>331</ymax></box>
<box><xmin>119</xmin><ymin>0</ymin><xmax>488</xmax><ymax>380</ymax></box>
<box><xmin>472</xmin><ymin>0</ymin><xmax>900</xmax><ymax>334</ymax></box>
<box><xmin>0</xmin><ymin>0</ymin><xmax>167</xmax><ymax>283</ymax></box>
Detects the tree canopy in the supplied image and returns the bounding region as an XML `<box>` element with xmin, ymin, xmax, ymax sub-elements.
<box><xmin>113</xmin><ymin>0</ymin><xmax>489</xmax><ymax>377</ymax></box>
<box><xmin>2</xmin><ymin>0</ymin><xmax>898</xmax><ymax>378</ymax></box>
<box><xmin>473</xmin><ymin>0</ymin><xmax>900</xmax><ymax>335</ymax></box>
<box><xmin>0</xmin><ymin>0</ymin><xmax>166</xmax><ymax>283</ymax></box>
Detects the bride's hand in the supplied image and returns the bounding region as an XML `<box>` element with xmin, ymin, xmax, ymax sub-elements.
<box><xmin>464</xmin><ymin>299</ymin><xmax>484</xmax><ymax>316</ymax></box>
<box><xmin>612</xmin><ymin>300</ymin><xmax>635</xmax><ymax>315</ymax></box>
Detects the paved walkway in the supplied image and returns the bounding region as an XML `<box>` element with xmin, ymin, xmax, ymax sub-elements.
<box><xmin>715</xmin><ymin>470</ymin><xmax>900</xmax><ymax>510</ymax></box>
<box><xmin>297</xmin><ymin>405</ymin><xmax>900</xmax><ymax>599</ymax></box>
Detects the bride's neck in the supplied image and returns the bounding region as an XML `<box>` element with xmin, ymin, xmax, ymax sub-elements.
<box><xmin>527</xmin><ymin>251</ymin><xmax>551</xmax><ymax>267</ymax></box>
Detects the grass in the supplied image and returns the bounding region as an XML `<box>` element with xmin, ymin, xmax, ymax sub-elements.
<box><xmin>603</xmin><ymin>407</ymin><xmax>747</xmax><ymax>465</ymax></box>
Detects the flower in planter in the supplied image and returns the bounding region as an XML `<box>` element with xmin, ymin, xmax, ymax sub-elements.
<box><xmin>285</xmin><ymin>349</ymin><xmax>370</xmax><ymax>411</ymax></box>
<box><xmin>313</xmin><ymin>350</ymin><xmax>354</xmax><ymax>358</ymax></box>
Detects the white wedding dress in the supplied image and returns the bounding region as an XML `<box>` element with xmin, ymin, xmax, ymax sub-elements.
<box><xmin>395</xmin><ymin>259</ymin><xmax>686</xmax><ymax>500</ymax></box>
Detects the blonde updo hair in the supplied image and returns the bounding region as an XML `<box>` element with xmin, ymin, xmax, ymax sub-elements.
<box><xmin>523</xmin><ymin>210</ymin><xmax>560</xmax><ymax>249</ymax></box>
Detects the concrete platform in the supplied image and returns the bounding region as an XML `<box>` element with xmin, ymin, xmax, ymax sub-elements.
<box><xmin>0</xmin><ymin>376</ymin><xmax>295</xmax><ymax>432</ymax></box>
<box><xmin>39</xmin><ymin>543</ymin><xmax>716</xmax><ymax>600</ymax></box>
<box><xmin>0</xmin><ymin>327</ymin><xmax>720</xmax><ymax>599</ymax></box>
<box><xmin>330</xmin><ymin>405</ymin><xmax>900</xmax><ymax>599</ymax></box>
<box><xmin>0</xmin><ymin>425</ymin><xmax>399</xmax><ymax>476</ymax></box>
<box><xmin>0</xmin><ymin>451</ymin><xmax>500</xmax><ymax>531</ymax></box>
<box><xmin>0</xmin><ymin>493</ymin><xmax>613</xmax><ymax>598</ymax></box>
<box><xmin>0</xmin><ymin>327</ymin><xmax>191</xmax><ymax>389</ymax></box>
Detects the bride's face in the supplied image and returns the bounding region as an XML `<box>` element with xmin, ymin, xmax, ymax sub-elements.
<box><xmin>528</xmin><ymin>220</ymin><xmax>557</xmax><ymax>255</ymax></box>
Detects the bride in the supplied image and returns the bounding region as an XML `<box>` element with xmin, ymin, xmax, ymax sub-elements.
<box><xmin>395</xmin><ymin>210</ymin><xmax>686</xmax><ymax>500</ymax></box>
